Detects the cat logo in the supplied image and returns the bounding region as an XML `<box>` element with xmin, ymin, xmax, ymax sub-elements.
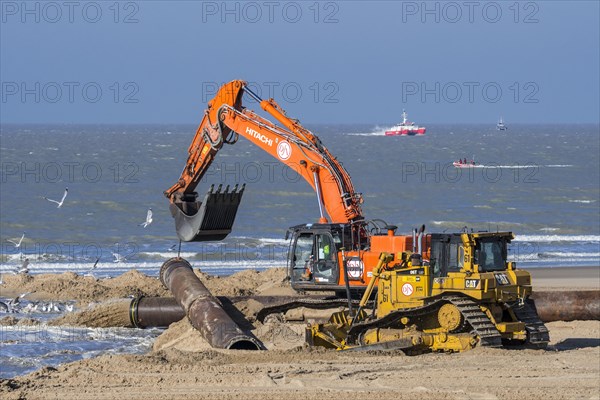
<box><xmin>495</xmin><ymin>273</ymin><xmax>510</xmax><ymax>285</ymax></box>
<box><xmin>465</xmin><ymin>279</ymin><xmax>480</xmax><ymax>289</ymax></box>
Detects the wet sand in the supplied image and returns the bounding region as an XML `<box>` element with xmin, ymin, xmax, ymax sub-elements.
<box><xmin>0</xmin><ymin>266</ymin><xmax>598</xmax><ymax>400</ymax></box>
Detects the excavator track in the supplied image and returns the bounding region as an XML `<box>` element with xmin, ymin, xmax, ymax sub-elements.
<box><xmin>512</xmin><ymin>299</ymin><xmax>550</xmax><ymax>348</ymax></box>
<box><xmin>347</xmin><ymin>295</ymin><xmax>502</xmax><ymax>348</ymax></box>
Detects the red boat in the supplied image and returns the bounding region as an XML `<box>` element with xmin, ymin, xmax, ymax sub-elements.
<box><xmin>453</xmin><ymin>158</ymin><xmax>477</xmax><ymax>168</ymax></box>
<box><xmin>385</xmin><ymin>110</ymin><xmax>426</xmax><ymax>136</ymax></box>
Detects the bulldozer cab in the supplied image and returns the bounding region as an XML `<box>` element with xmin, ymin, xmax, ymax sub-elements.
<box><xmin>474</xmin><ymin>236</ymin><xmax>509</xmax><ymax>272</ymax></box>
<box><xmin>429</xmin><ymin>234</ymin><xmax>463</xmax><ymax>277</ymax></box>
<box><xmin>288</xmin><ymin>224</ymin><xmax>352</xmax><ymax>285</ymax></box>
<box><xmin>429</xmin><ymin>232</ymin><xmax>512</xmax><ymax>277</ymax></box>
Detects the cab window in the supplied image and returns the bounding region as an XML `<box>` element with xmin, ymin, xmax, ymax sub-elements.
<box><xmin>316</xmin><ymin>234</ymin><xmax>334</xmax><ymax>261</ymax></box>
<box><xmin>293</xmin><ymin>233</ymin><xmax>313</xmax><ymax>270</ymax></box>
<box><xmin>476</xmin><ymin>240</ymin><xmax>506</xmax><ymax>272</ymax></box>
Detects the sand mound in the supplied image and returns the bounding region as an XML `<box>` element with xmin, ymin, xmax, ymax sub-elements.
<box><xmin>195</xmin><ymin>267</ymin><xmax>291</xmax><ymax>296</ymax></box>
<box><xmin>0</xmin><ymin>316</ymin><xmax>41</xmax><ymax>326</ymax></box>
<box><xmin>0</xmin><ymin>270</ymin><xmax>168</xmax><ymax>305</ymax></box>
<box><xmin>153</xmin><ymin>318</ymin><xmax>212</xmax><ymax>352</ymax></box>
<box><xmin>0</xmin><ymin>268</ymin><xmax>289</xmax><ymax>305</ymax></box>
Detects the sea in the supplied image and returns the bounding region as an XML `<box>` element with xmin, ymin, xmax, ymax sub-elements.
<box><xmin>0</xmin><ymin>123</ymin><xmax>599</xmax><ymax>378</ymax></box>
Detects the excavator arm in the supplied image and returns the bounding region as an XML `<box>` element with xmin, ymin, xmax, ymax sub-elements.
<box><xmin>165</xmin><ymin>80</ymin><xmax>364</xmax><ymax>242</ymax></box>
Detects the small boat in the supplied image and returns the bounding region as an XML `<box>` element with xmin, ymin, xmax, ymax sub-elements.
<box><xmin>453</xmin><ymin>157</ymin><xmax>477</xmax><ymax>168</ymax></box>
<box><xmin>497</xmin><ymin>117</ymin><xmax>507</xmax><ymax>131</ymax></box>
<box><xmin>385</xmin><ymin>110</ymin><xmax>426</xmax><ymax>136</ymax></box>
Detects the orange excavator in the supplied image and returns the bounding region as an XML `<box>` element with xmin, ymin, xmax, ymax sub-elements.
<box><xmin>165</xmin><ymin>80</ymin><xmax>549</xmax><ymax>352</ymax></box>
<box><xmin>164</xmin><ymin>80</ymin><xmax>417</xmax><ymax>293</ymax></box>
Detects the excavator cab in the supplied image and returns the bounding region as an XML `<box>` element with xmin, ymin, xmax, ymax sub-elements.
<box><xmin>288</xmin><ymin>223</ymin><xmax>356</xmax><ymax>286</ymax></box>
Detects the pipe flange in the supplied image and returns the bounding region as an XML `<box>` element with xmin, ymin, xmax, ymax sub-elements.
<box><xmin>159</xmin><ymin>257</ymin><xmax>193</xmax><ymax>288</ymax></box>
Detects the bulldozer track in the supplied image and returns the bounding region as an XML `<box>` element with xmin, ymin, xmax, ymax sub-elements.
<box><xmin>347</xmin><ymin>295</ymin><xmax>502</xmax><ymax>348</ymax></box>
<box><xmin>512</xmin><ymin>299</ymin><xmax>550</xmax><ymax>348</ymax></box>
<box><xmin>444</xmin><ymin>295</ymin><xmax>502</xmax><ymax>348</ymax></box>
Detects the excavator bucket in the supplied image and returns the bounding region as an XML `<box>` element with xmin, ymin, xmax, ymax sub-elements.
<box><xmin>169</xmin><ymin>184</ymin><xmax>245</xmax><ymax>242</ymax></box>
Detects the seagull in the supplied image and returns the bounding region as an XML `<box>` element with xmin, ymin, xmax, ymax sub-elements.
<box><xmin>21</xmin><ymin>302</ymin><xmax>38</xmax><ymax>314</ymax></box>
<box><xmin>44</xmin><ymin>187</ymin><xmax>68</xmax><ymax>208</ymax></box>
<box><xmin>16</xmin><ymin>259</ymin><xmax>30</xmax><ymax>274</ymax></box>
<box><xmin>7</xmin><ymin>232</ymin><xmax>25</xmax><ymax>248</ymax></box>
<box><xmin>84</xmin><ymin>258</ymin><xmax>100</xmax><ymax>277</ymax></box>
<box><xmin>9</xmin><ymin>292</ymin><xmax>30</xmax><ymax>309</ymax></box>
<box><xmin>112</xmin><ymin>251</ymin><xmax>125</xmax><ymax>263</ymax></box>
<box><xmin>139</xmin><ymin>208</ymin><xmax>153</xmax><ymax>228</ymax></box>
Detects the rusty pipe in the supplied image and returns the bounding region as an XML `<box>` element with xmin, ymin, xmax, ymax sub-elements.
<box><xmin>128</xmin><ymin>295</ymin><xmax>315</xmax><ymax>329</ymax></box>
<box><xmin>160</xmin><ymin>257</ymin><xmax>262</xmax><ymax>350</ymax></box>
<box><xmin>530</xmin><ymin>290</ymin><xmax>599</xmax><ymax>322</ymax></box>
<box><xmin>125</xmin><ymin>290</ymin><xmax>599</xmax><ymax>330</ymax></box>
<box><xmin>130</xmin><ymin>297</ymin><xmax>185</xmax><ymax>328</ymax></box>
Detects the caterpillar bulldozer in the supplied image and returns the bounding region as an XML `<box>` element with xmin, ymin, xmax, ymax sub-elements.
<box><xmin>306</xmin><ymin>232</ymin><xmax>549</xmax><ymax>353</ymax></box>
<box><xmin>164</xmin><ymin>80</ymin><xmax>549</xmax><ymax>353</ymax></box>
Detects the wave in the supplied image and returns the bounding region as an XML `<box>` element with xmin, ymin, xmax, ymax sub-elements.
<box><xmin>537</xmin><ymin>252</ymin><xmax>600</xmax><ymax>259</ymax></box>
<box><xmin>346</xmin><ymin>126</ymin><xmax>389</xmax><ymax>136</ymax></box>
<box><xmin>513</xmin><ymin>235</ymin><xmax>600</xmax><ymax>243</ymax></box>
<box><xmin>1</xmin><ymin>325</ymin><xmax>160</xmax><ymax>379</ymax></box>
<box><xmin>0</xmin><ymin>259</ymin><xmax>283</xmax><ymax>275</ymax></box>
<box><xmin>568</xmin><ymin>200</ymin><xmax>596</xmax><ymax>204</ymax></box>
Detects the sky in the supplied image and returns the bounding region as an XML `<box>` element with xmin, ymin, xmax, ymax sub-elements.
<box><xmin>1</xmin><ymin>0</ymin><xmax>599</xmax><ymax>124</ymax></box>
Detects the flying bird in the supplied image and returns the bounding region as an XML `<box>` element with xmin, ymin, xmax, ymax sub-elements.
<box><xmin>9</xmin><ymin>292</ymin><xmax>31</xmax><ymax>309</ymax></box>
<box><xmin>139</xmin><ymin>208</ymin><xmax>153</xmax><ymax>228</ymax></box>
<box><xmin>16</xmin><ymin>259</ymin><xmax>30</xmax><ymax>274</ymax></box>
<box><xmin>84</xmin><ymin>258</ymin><xmax>100</xmax><ymax>277</ymax></box>
<box><xmin>112</xmin><ymin>251</ymin><xmax>125</xmax><ymax>263</ymax></box>
<box><xmin>7</xmin><ymin>232</ymin><xmax>25</xmax><ymax>248</ymax></box>
<box><xmin>44</xmin><ymin>187</ymin><xmax>68</xmax><ymax>208</ymax></box>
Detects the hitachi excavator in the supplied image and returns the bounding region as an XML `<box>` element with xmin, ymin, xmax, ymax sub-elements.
<box><xmin>165</xmin><ymin>80</ymin><xmax>549</xmax><ymax>353</ymax></box>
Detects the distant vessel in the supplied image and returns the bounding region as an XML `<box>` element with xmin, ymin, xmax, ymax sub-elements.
<box><xmin>453</xmin><ymin>157</ymin><xmax>477</xmax><ymax>168</ymax></box>
<box><xmin>385</xmin><ymin>110</ymin><xmax>426</xmax><ymax>136</ymax></box>
<box><xmin>497</xmin><ymin>117</ymin><xmax>507</xmax><ymax>131</ymax></box>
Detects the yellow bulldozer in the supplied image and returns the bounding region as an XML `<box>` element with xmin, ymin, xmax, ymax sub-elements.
<box><xmin>305</xmin><ymin>230</ymin><xmax>549</xmax><ymax>353</ymax></box>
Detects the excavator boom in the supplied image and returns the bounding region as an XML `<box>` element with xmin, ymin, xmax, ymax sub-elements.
<box><xmin>165</xmin><ymin>80</ymin><xmax>363</xmax><ymax>242</ymax></box>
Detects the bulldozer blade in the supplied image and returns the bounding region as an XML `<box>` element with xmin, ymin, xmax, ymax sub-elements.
<box><xmin>170</xmin><ymin>184</ymin><xmax>245</xmax><ymax>242</ymax></box>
